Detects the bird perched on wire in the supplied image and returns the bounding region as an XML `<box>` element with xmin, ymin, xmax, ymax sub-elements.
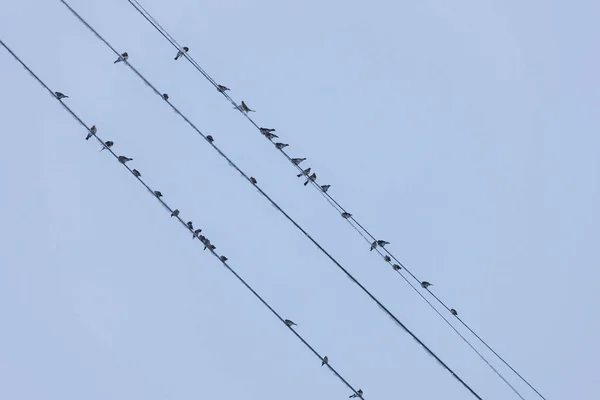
<box><xmin>264</xmin><ymin>132</ymin><xmax>278</xmax><ymax>140</ymax></box>
<box><xmin>154</xmin><ymin>191</ymin><xmax>163</xmax><ymax>198</ymax></box>
<box><xmin>162</xmin><ymin>93</ymin><xmax>169</xmax><ymax>100</ymax></box>
<box><xmin>304</xmin><ymin>173</ymin><xmax>316</xmax><ymax>186</ymax></box>
<box><xmin>132</xmin><ymin>169</ymin><xmax>141</xmax><ymax>177</ymax></box>
<box><xmin>284</xmin><ymin>319</ymin><xmax>297</xmax><ymax>327</ymax></box>
<box><xmin>55</xmin><ymin>91</ymin><xmax>68</xmax><ymax>99</ymax></box>
<box><xmin>341</xmin><ymin>212</ymin><xmax>352</xmax><ymax>219</ymax></box>
<box><xmin>187</xmin><ymin>221</ymin><xmax>194</xmax><ymax>230</ymax></box>
<box><xmin>322</xmin><ymin>356</ymin><xmax>328</xmax><ymax>366</ymax></box>
<box><xmin>250</xmin><ymin>177</ymin><xmax>257</xmax><ymax>184</ymax></box>
<box><xmin>206</xmin><ymin>135</ymin><xmax>214</xmax><ymax>143</ymax></box>
<box><xmin>171</xmin><ymin>209</ymin><xmax>180</xmax><ymax>217</ymax></box>
<box><xmin>349</xmin><ymin>389</ymin><xmax>363</xmax><ymax>398</ymax></box>
<box><xmin>291</xmin><ymin>158</ymin><xmax>306</xmax><ymax>166</ymax></box>
<box><xmin>450</xmin><ymin>308</ymin><xmax>458</xmax><ymax>316</ymax></box>
<box><xmin>275</xmin><ymin>142</ymin><xmax>289</xmax><ymax>149</ymax></box>
<box><xmin>114</xmin><ymin>52</ymin><xmax>128</xmax><ymax>63</ymax></box>
<box><xmin>370</xmin><ymin>240</ymin><xmax>389</xmax><ymax>251</ymax></box>
<box><xmin>193</xmin><ymin>228</ymin><xmax>202</xmax><ymax>238</ymax></box>
<box><xmin>220</xmin><ymin>255</ymin><xmax>228</xmax><ymax>262</ymax></box>
<box><xmin>259</xmin><ymin>127</ymin><xmax>275</xmax><ymax>135</ymax></box>
<box><xmin>392</xmin><ymin>264</ymin><xmax>401</xmax><ymax>271</ymax></box>
<box><xmin>100</xmin><ymin>140</ymin><xmax>113</xmax><ymax>152</ymax></box>
<box><xmin>86</xmin><ymin>125</ymin><xmax>97</xmax><ymax>140</ymax></box>
<box><xmin>297</xmin><ymin>167</ymin><xmax>311</xmax><ymax>177</ymax></box>
<box><xmin>217</xmin><ymin>84</ymin><xmax>230</xmax><ymax>93</ymax></box>
<box><xmin>174</xmin><ymin>46</ymin><xmax>189</xmax><ymax>60</ymax></box>
<box><xmin>235</xmin><ymin>101</ymin><xmax>254</xmax><ymax>113</ymax></box>
<box><xmin>421</xmin><ymin>281</ymin><xmax>432</xmax><ymax>289</ymax></box>
<box><xmin>118</xmin><ymin>156</ymin><xmax>133</xmax><ymax>164</ymax></box>
<box><xmin>384</xmin><ymin>255</ymin><xmax>391</xmax><ymax>262</ymax></box>
<box><xmin>321</xmin><ymin>184</ymin><xmax>331</xmax><ymax>193</ymax></box>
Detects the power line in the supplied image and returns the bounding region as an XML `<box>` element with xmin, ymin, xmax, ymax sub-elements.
<box><xmin>58</xmin><ymin>1</ymin><xmax>484</xmax><ymax>398</ymax></box>
<box><xmin>122</xmin><ymin>1</ymin><xmax>548</xmax><ymax>399</ymax></box>
<box><xmin>0</xmin><ymin>36</ymin><xmax>364</xmax><ymax>399</ymax></box>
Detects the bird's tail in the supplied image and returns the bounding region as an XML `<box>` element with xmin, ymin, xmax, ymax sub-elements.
<box><xmin>99</xmin><ymin>147</ymin><xmax>105</xmax><ymax>152</ymax></box>
<box><xmin>114</xmin><ymin>59</ymin><xmax>119</xmax><ymax>64</ymax></box>
<box><xmin>304</xmin><ymin>180</ymin><xmax>309</xmax><ymax>186</ymax></box>
<box><xmin>296</xmin><ymin>173</ymin><xmax>303</xmax><ymax>177</ymax></box>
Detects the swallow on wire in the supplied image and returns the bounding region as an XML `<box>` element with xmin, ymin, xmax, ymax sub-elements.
<box><xmin>450</xmin><ymin>308</ymin><xmax>458</xmax><ymax>316</ymax></box>
<box><xmin>297</xmin><ymin>167</ymin><xmax>311</xmax><ymax>177</ymax></box>
<box><xmin>341</xmin><ymin>212</ymin><xmax>352</xmax><ymax>219</ymax></box>
<box><xmin>370</xmin><ymin>240</ymin><xmax>389</xmax><ymax>251</ymax></box>
<box><xmin>321</xmin><ymin>184</ymin><xmax>331</xmax><ymax>193</ymax></box>
<box><xmin>349</xmin><ymin>389</ymin><xmax>363</xmax><ymax>398</ymax></box>
<box><xmin>291</xmin><ymin>158</ymin><xmax>306</xmax><ymax>166</ymax></box>
<box><xmin>154</xmin><ymin>191</ymin><xmax>163</xmax><ymax>198</ymax></box>
<box><xmin>171</xmin><ymin>209</ymin><xmax>180</xmax><ymax>217</ymax></box>
<box><xmin>162</xmin><ymin>93</ymin><xmax>169</xmax><ymax>100</ymax></box>
<box><xmin>275</xmin><ymin>142</ymin><xmax>289</xmax><ymax>149</ymax></box>
<box><xmin>304</xmin><ymin>172</ymin><xmax>316</xmax><ymax>186</ymax></box>
<box><xmin>322</xmin><ymin>356</ymin><xmax>328</xmax><ymax>366</ymax></box>
<box><xmin>193</xmin><ymin>228</ymin><xmax>202</xmax><ymax>238</ymax></box>
<box><xmin>421</xmin><ymin>281</ymin><xmax>432</xmax><ymax>289</ymax></box>
<box><xmin>217</xmin><ymin>84</ymin><xmax>230</xmax><ymax>93</ymax></box>
<box><xmin>220</xmin><ymin>255</ymin><xmax>228</xmax><ymax>262</ymax></box>
<box><xmin>114</xmin><ymin>52</ymin><xmax>128</xmax><ymax>63</ymax></box>
<box><xmin>86</xmin><ymin>125</ymin><xmax>97</xmax><ymax>140</ymax></box>
<box><xmin>100</xmin><ymin>140</ymin><xmax>113</xmax><ymax>152</ymax></box>
<box><xmin>118</xmin><ymin>156</ymin><xmax>133</xmax><ymax>164</ymax></box>
<box><xmin>206</xmin><ymin>135</ymin><xmax>214</xmax><ymax>143</ymax></box>
<box><xmin>259</xmin><ymin>127</ymin><xmax>275</xmax><ymax>135</ymax></box>
<box><xmin>264</xmin><ymin>132</ymin><xmax>278</xmax><ymax>140</ymax></box>
<box><xmin>174</xmin><ymin>46</ymin><xmax>189</xmax><ymax>60</ymax></box>
<box><xmin>284</xmin><ymin>319</ymin><xmax>297</xmax><ymax>327</ymax></box>
<box><xmin>132</xmin><ymin>169</ymin><xmax>141</xmax><ymax>177</ymax></box>
<box><xmin>384</xmin><ymin>255</ymin><xmax>391</xmax><ymax>262</ymax></box>
<box><xmin>235</xmin><ymin>101</ymin><xmax>254</xmax><ymax>113</ymax></box>
<box><xmin>250</xmin><ymin>177</ymin><xmax>257</xmax><ymax>184</ymax></box>
<box><xmin>55</xmin><ymin>91</ymin><xmax>68</xmax><ymax>99</ymax></box>
<box><xmin>187</xmin><ymin>221</ymin><xmax>194</xmax><ymax>230</ymax></box>
<box><xmin>392</xmin><ymin>264</ymin><xmax>401</xmax><ymax>271</ymax></box>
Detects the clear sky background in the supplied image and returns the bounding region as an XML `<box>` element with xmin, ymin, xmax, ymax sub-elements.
<box><xmin>1</xmin><ymin>1</ymin><xmax>598</xmax><ymax>399</ymax></box>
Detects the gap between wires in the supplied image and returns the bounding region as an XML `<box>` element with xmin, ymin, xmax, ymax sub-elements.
<box><xmin>58</xmin><ymin>1</ymin><xmax>484</xmax><ymax>399</ymax></box>
<box><xmin>0</xmin><ymin>37</ymin><xmax>365</xmax><ymax>400</ymax></box>
<box><xmin>123</xmin><ymin>1</ymin><xmax>548</xmax><ymax>400</ymax></box>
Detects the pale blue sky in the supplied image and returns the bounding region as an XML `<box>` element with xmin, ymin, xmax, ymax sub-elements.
<box><xmin>1</xmin><ymin>1</ymin><xmax>598</xmax><ymax>399</ymax></box>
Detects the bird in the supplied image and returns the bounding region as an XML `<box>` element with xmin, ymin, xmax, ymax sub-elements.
<box><xmin>275</xmin><ymin>142</ymin><xmax>289</xmax><ymax>149</ymax></box>
<box><xmin>284</xmin><ymin>319</ymin><xmax>297</xmax><ymax>327</ymax></box>
<box><xmin>114</xmin><ymin>52</ymin><xmax>128</xmax><ymax>63</ymax></box>
<box><xmin>304</xmin><ymin>172</ymin><xmax>316</xmax><ymax>186</ymax></box>
<box><xmin>259</xmin><ymin>127</ymin><xmax>275</xmax><ymax>135</ymax></box>
<box><xmin>154</xmin><ymin>191</ymin><xmax>163</xmax><ymax>198</ymax></box>
<box><xmin>349</xmin><ymin>389</ymin><xmax>363</xmax><ymax>398</ymax></box>
<box><xmin>322</xmin><ymin>356</ymin><xmax>328</xmax><ymax>366</ymax></box>
<box><xmin>370</xmin><ymin>240</ymin><xmax>389</xmax><ymax>251</ymax></box>
<box><xmin>174</xmin><ymin>46</ymin><xmax>189</xmax><ymax>60</ymax></box>
<box><xmin>450</xmin><ymin>308</ymin><xmax>458</xmax><ymax>316</ymax></box>
<box><xmin>193</xmin><ymin>228</ymin><xmax>202</xmax><ymax>238</ymax></box>
<box><xmin>392</xmin><ymin>264</ymin><xmax>401</xmax><ymax>271</ymax></box>
<box><xmin>118</xmin><ymin>156</ymin><xmax>133</xmax><ymax>164</ymax></box>
<box><xmin>171</xmin><ymin>209</ymin><xmax>180</xmax><ymax>217</ymax></box>
<box><xmin>264</xmin><ymin>132</ymin><xmax>278</xmax><ymax>140</ymax></box>
<box><xmin>384</xmin><ymin>255</ymin><xmax>391</xmax><ymax>262</ymax></box>
<box><xmin>55</xmin><ymin>91</ymin><xmax>68</xmax><ymax>99</ymax></box>
<box><xmin>162</xmin><ymin>93</ymin><xmax>169</xmax><ymax>100</ymax></box>
<box><xmin>216</xmin><ymin>84</ymin><xmax>230</xmax><ymax>93</ymax></box>
<box><xmin>206</xmin><ymin>135</ymin><xmax>214</xmax><ymax>143</ymax></box>
<box><xmin>421</xmin><ymin>281</ymin><xmax>432</xmax><ymax>289</ymax></box>
<box><xmin>203</xmin><ymin>239</ymin><xmax>216</xmax><ymax>251</ymax></box>
<box><xmin>99</xmin><ymin>140</ymin><xmax>113</xmax><ymax>152</ymax></box>
<box><xmin>132</xmin><ymin>169</ymin><xmax>141</xmax><ymax>177</ymax></box>
<box><xmin>86</xmin><ymin>125</ymin><xmax>97</xmax><ymax>140</ymax></box>
<box><xmin>341</xmin><ymin>212</ymin><xmax>352</xmax><ymax>219</ymax></box>
<box><xmin>291</xmin><ymin>158</ymin><xmax>306</xmax><ymax>165</ymax></box>
<box><xmin>321</xmin><ymin>184</ymin><xmax>331</xmax><ymax>193</ymax></box>
<box><xmin>297</xmin><ymin>167</ymin><xmax>311</xmax><ymax>177</ymax></box>
<box><xmin>250</xmin><ymin>177</ymin><xmax>257</xmax><ymax>184</ymax></box>
<box><xmin>220</xmin><ymin>255</ymin><xmax>228</xmax><ymax>262</ymax></box>
<box><xmin>187</xmin><ymin>221</ymin><xmax>194</xmax><ymax>230</ymax></box>
<box><xmin>236</xmin><ymin>101</ymin><xmax>254</xmax><ymax>113</ymax></box>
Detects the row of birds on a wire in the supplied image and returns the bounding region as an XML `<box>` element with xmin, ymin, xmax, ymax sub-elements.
<box><xmin>59</xmin><ymin>48</ymin><xmax>460</xmax><ymax>318</ymax></box>
<box><xmin>54</xmin><ymin>85</ymin><xmax>367</xmax><ymax>398</ymax></box>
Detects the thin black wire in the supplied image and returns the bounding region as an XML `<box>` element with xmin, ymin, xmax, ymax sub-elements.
<box><xmin>0</xmin><ymin>37</ymin><xmax>364</xmax><ymax>399</ymax></box>
<box><xmin>58</xmin><ymin>2</ymin><xmax>484</xmax><ymax>399</ymax></box>
<box><xmin>123</xmin><ymin>1</ymin><xmax>548</xmax><ymax>399</ymax></box>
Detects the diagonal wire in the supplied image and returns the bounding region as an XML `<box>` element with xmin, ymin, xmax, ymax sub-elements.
<box><xmin>0</xmin><ymin>36</ymin><xmax>365</xmax><ymax>399</ymax></box>
<box><xmin>123</xmin><ymin>1</ymin><xmax>548</xmax><ymax>399</ymax></box>
<box><xmin>58</xmin><ymin>1</ymin><xmax>484</xmax><ymax>398</ymax></box>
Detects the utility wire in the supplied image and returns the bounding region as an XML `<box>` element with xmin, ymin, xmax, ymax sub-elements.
<box><xmin>0</xmin><ymin>37</ymin><xmax>364</xmax><ymax>399</ymax></box>
<box><xmin>58</xmin><ymin>2</ymin><xmax>484</xmax><ymax>398</ymax></box>
<box><xmin>123</xmin><ymin>1</ymin><xmax>548</xmax><ymax>399</ymax></box>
